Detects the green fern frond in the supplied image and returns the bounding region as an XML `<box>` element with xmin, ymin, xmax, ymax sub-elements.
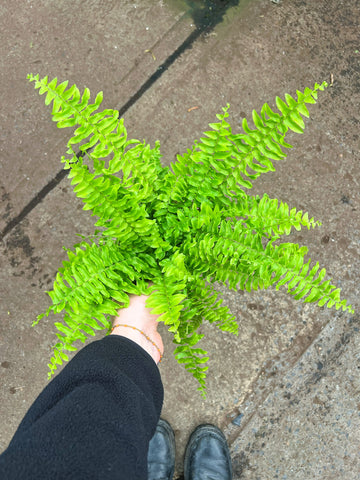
<box><xmin>27</xmin><ymin>74</ymin><xmax>125</xmax><ymax>167</ymax></box>
<box><xmin>170</xmin><ymin>82</ymin><xmax>327</xmax><ymax>206</ymax></box>
<box><xmin>27</xmin><ymin>74</ymin><xmax>169</xmax><ymax>251</ymax></box>
<box><xmin>228</xmin><ymin>193</ymin><xmax>321</xmax><ymax>238</ymax></box>
<box><xmin>48</xmin><ymin>303</ymin><xmax>115</xmax><ymax>378</ymax></box>
<box><xmin>174</xmin><ymin>340</ymin><xmax>209</xmax><ymax>396</ymax></box>
<box><xmin>181</xmin><ymin>276</ymin><xmax>238</xmax><ymax>334</ymax></box>
<box><xmin>39</xmin><ymin>240</ymin><xmax>159</xmax><ymax>325</ymax></box>
<box><xmin>184</xmin><ymin>224</ymin><xmax>353</xmax><ymax>313</ymax></box>
<box><xmin>146</xmin><ymin>275</ymin><xmax>186</xmax><ymax>341</ymax></box>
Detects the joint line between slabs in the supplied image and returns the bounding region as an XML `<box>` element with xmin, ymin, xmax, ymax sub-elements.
<box><xmin>0</xmin><ymin>0</ymin><xmax>237</xmax><ymax>241</ymax></box>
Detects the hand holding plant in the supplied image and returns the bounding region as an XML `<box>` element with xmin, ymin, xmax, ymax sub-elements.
<box><xmin>111</xmin><ymin>294</ymin><xmax>164</xmax><ymax>365</ymax></box>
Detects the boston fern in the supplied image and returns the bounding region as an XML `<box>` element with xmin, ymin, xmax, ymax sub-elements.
<box><xmin>28</xmin><ymin>74</ymin><xmax>353</xmax><ymax>394</ymax></box>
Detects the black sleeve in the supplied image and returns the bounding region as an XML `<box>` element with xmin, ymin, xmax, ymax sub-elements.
<box><xmin>0</xmin><ymin>335</ymin><xmax>164</xmax><ymax>480</ymax></box>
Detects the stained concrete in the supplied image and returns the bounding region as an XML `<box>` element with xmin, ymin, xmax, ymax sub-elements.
<box><xmin>229</xmin><ymin>314</ymin><xmax>360</xmax><ymax>479</ymax></box>
<box><xmin>0</xmin><ymin>0</ymin><xmax>359</xmax><ymax>478</ymax></box>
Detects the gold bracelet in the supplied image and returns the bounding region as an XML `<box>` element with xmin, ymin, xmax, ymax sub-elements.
<box><xmin>112</xmin><ymin>323</ymin><xmax>163</xmax><ymax>363</ymax></box>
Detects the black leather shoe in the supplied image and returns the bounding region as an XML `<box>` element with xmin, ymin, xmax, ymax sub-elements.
<box><xmin>147</xmin><ymin>419</ymin><xmax>175</xmax><ymax>480</ymax></box>
<box><xmin>184</xmin><ymin>424</ymin><xmax>232</xmax><ymax>480</ymax></box>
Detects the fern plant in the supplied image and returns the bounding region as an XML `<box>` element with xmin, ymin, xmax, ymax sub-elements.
<box><xmin>28</xmin><ymin>73</ymin><xmax>354</xmax><ymax>394</ymax></box>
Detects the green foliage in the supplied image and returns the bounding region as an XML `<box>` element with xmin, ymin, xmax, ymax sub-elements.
<box><xmin>28</xmin><ymin>73</ymin><xmax>354</xmax><ymax>394</ymax></box>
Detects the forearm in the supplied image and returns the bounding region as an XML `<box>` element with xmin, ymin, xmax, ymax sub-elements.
<box><xmin>0</xmin><ymin>335</ymin><xmax>163</xmax><ymax>480</ymax></box>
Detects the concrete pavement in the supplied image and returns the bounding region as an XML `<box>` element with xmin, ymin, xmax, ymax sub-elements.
<box><xmin>0</xmin><ymin>0</ymin><xmax>359</xmax><ymax>477</ymax></box>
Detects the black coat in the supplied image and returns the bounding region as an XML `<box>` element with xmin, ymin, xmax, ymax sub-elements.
<box><xmin>0</xmin><ymin>335</ymin><xmax>164</xmax><ymax>479</ymax></box>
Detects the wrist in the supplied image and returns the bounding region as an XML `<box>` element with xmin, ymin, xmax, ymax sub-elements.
<box><xmin>111</xmin><ymin>324</ymin><xmax>162</xmax><ymax>364</ymax></box>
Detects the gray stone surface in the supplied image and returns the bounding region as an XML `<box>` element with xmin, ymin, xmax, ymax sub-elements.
<box><xmin>229</xmin><ymin>314</ymin><xmax>360</xmax><ymax>479</ymax></box>
<box><xmin>0</xmin><ymin>0</ymin><xmax>189</xmax><ymax>231</ymax></box>
<box><xmin>0</xmin><ymin>0</ymin><xmax>359</xmax><ymax>477</ymax></box>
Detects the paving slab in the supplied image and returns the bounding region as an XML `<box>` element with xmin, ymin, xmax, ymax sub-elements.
<box><xmin>0</xmin><ymin>0</ymin><xmax>359</xmax><ymax>478</ymax></box>
<box><xmin>229</xmin><ymin>313</ymin><xmax>360</xmax><ymax>479</ymax></box>
<box><xmin>0</xmin><ymin>0</ymin><xmax>190</xmax><ymax>232</ymax></box>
